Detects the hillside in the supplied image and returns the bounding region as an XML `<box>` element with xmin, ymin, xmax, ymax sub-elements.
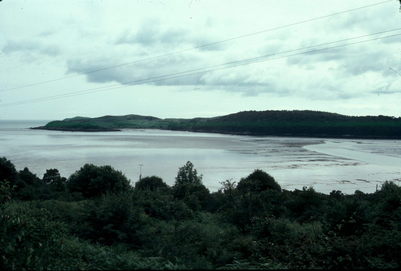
<box><xmin>33</xmin><ymin>110</ymin><xmax>401</xmax><ymax>139</ymax></box>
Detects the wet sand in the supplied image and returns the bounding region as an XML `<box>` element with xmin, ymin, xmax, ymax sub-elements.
<box><xmin>1</xmin><ymin>122</ymin><xmax>400</xmax><ymax>194</ymax></box>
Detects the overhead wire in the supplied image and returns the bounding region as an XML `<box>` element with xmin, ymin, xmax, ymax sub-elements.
<box><xmin>2</xmin><ymin>28</ymin><xmax>401</xmax><ymax>107</ymax></box>
<box><xmin>374</xmin><ymin>66</ymin><xmax>401</xmax><ymax>95</ymax></box>
<box><xmin>389</xmin><ymin>67</ymin><xmax>401</xmax><ymax>77</ymax></box>
<box><xmin>0</xmin><ymin>0</ymin><xmax>394</xmax><ymax>92</ymax></box>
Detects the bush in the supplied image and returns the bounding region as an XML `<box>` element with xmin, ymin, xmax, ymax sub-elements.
<box><xmin>135</xmin><ymin>176</ymin><xmax>169</xmax><ymax>192</ymax></box>
<box><xmin>0</xmin><ymin>157</ymin><xmax>18</xmax><ymax>185</ymax></box>
<box><xmin>251</xmin><ymin>217</ymin><xmax>326</xmax><ymax>269</ymax></box>
<box><xmin>76</xmin><ymin>193</ymin><xmax>146</xmax><ymax>247</ymax></box>
<box><xmin>237</xmin><ymin>170</ymin><xmax>281</xmax><ymax>194</ymax></box>
<box><xmin>67</xmin><ymin>164</ymin><xmax>131</xmax><ymax>198</ymax></box>
<box><xmin>15</xmin><ymin>168</ymin><xmax>48</xmax><ymax>200</ymax></box>
<box><xmin>0</xmin><ymin>201</ymin><xmax>67</xmax><ymax>270</ymax></box>
<box><xmin>158</xmin><ymin>214</ymin><xmax>239</xmax><ymax>269</ymax></box>
<box><xmin>0</xmin><ymin>201</ymin><xmax>181</xmax><ymax>270</ymax></box>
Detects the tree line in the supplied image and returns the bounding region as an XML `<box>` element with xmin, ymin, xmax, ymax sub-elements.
<box><xmin>1</xmin><ymin>156</ymin><xmax>401</xmax><ymax>269</ymax></box>
<box><xmin>39</xmin><ymin>110</ymin><xmax>401</xmax><ymax>139</ymax></box>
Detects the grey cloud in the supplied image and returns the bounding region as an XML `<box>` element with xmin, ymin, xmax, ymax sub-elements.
<box><xmin>340</xmin><ymin>49</ymin><xmax>394</xmax><ymax>76</ymax></box>
<box><xmin>369</xmin><ymin>81</ymin><xmax>401</xmax><ymax>95</ymax></box>
<box><xmin>116</xmin><ymin>20</ymin><xmax>224</xmax><ymax>51</ymax></box>
<box><xmin>334</xmin><ymin>12</ymin><xmax>368</xmax><ymax>31</ymax></box>
<box><xmin>209</xmin><ymin>81</ymin><xmax>367</xmax><ymax>100</ymax></box>
<box><xmin>199</xmin><ymin>82</ymin><xmax>291</xmax><ymax>97</ymax></box>
<box><xmin>67</xmin><ymin>55</ymin><xmax>360</xmax><ymax>100</ymax></box>
<box><xmin>335</xmin><ymin>91</ymin><xmax>358</xmax><ymax>100</ymax></box>
<box><xmin>260</xmin><ymin>41</ymin><xmax>284</xmax><ymax>56</ymax></box>
<box><xmin>374</xmin><ymin>90</ymin><xmax>401</xmax><ymax>95</ymax></box>
<box><xmin>306</xmin><ymin>87</ymin><xmax>360</xmax><ymax>100</ymax></box>
<box><xmin>287</xmin><ymin>46</ymin><xmax>349</xmax><ymax>66</ymax></box>
<box><xmin>66</xmin><ymin>54</ymin><xmax>208</xmax><ymax>86</ymax></box>
<box><xmin>381</xmin><ymin>35</ymin><xmax>401</xmax><ymax>44</ymax></box>
<box><xmin>302</xmin><ymin>46</ymin><xmax>348</xmax><ymax>61</ymax></box>
<box><xmin>67</xmin><ymin>37</ymin><xmax>391</xmax><ymax>100</ymax></box>
<box><xmin>117</xmin><ymin>21</ymin><xmax>188</xmax><ymax>46</ymax></box>
<box><xmin>328</xmin><ymin>4</ymin><xmax>398</xmax><ymax>33</ymax></box>
<box><xmin>192</xmin><ymin>38</ymin><xmax>226</xmax><ymax>51</ymax></box>
<box><xmin>376</xmin><ymin>75</ymin><xmax>401</xmax><ymax>94</ymax></box>
<box><xmin>287</xmin><ymin>41</ymin><xmax>398</xmax><ymax>76</ymax></box>
<box><xmin>159</xmin><ymin>29</ymin><xmax>189</xmax><ymax>45</ymax></box>
<box><xmin>66</xmin><ymin>53</ymin><xmax>287</xmax><ymax>96</ymax></box>
<box><xmin>368</xmin><ymin>80</ymin><xmax>401</xmax><ymax>95</ymax></box>
<box><xmin>37</xmin><ymin>30</ymin><xmax>56</xmax><ymax>37</ymax></box>
<box><xmin>2</xmin><ymin>40</ymin><xmax>60</xmax><ymax>56</ymax></box>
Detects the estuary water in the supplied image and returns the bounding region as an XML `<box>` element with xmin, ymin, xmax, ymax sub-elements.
<box><xmin>1</xmin><ymin>120</ymin><xmax>400</xmax><ymax>194</ymax></box>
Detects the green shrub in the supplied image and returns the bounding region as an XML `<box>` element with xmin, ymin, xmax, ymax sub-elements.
<box><xmin>237</xmin><ymin>170</ymin><xmax>281</xmax><ymax>193</ymax></box>
<box><xmin>135</xmin><ymin>176</ymin><xmax>169</xmax><ymax>192</ymax></box>
<box><xmin>67</xmin><ymin>164</ymin><xmax>132</xmax><ymax>198</ymax></box>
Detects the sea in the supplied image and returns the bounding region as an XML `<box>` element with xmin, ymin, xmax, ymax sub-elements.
<box><xmin>1</xmin><ymin>120</ymin><xmax>401</xmax><ymax>194</ymax></box>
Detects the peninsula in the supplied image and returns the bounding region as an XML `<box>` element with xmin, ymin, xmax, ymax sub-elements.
<box><xmin>33</xmin><ymin>110</ymin><xmax>401</xmax><ymax>139</ymax></box>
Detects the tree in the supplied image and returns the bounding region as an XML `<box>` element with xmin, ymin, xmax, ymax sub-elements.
<box><xmin>0</xmin><ymin>181</ymin><xmax>13</xmax><ymax>203</ymax></box>
<box><xmin>0</xmin><ymin>165</ymin><xmax>45</xmax><ymax>201</ymax></box>
<box><xmin>220</xmin><ymin>179</ymin><xmax>237</xmax><ymax>195</ymax></box>
<box><xmin>218</xmin><ymin>179</ymin><xmax>238</xmax><ymax>208</ymax></box>
<box><xmin>43</xmin><ymin>169</ymin><xmax>61</xmax><ymax>184</ymax></box>
<box><xmin>67</xmin><ymin>164</ymin><xmax>131</xmax><ymax>198</ymax></box>
<box><xmin>0</xmin><ymin>157</ymin><xmax>18</xmax><ymax>185</ymax></box>
<box><xmin>16</xmin><ymin>168</ymin><xmax>43</xmax><ymax>200</ymax></box>
<box><xmin>43</xmin><ymin>169</ymin><xmax>66</xmax><ymax>193</ymax></box>
<box><xmin>173</xmin><ymin>161</ymin><xmax>210</xmax><ymax>210</ymax></box>
<box><xmin>135</xmin><ymin>176</ymin><xmax>169</xmax><ymax>192</ymax></box>
<box><xmin>237</xmin><ymin>169</ymin><xmax>281</xmax><ymax>193</ymax></box>
<box><xmin>77</xmin><ymin>193</ymin><xmax>144</xmax><ymax>247</ymax></box>
<box><xmin>19</xmin><ymin>167</ymin><xmax>40</xmax><ymax>186</ymax></box>
<box><xmin>232</xmin><ymin>170</ymin><xmax>282</xmax><ymax>229</ymax></box>
<box><xmin>175</xmin><ymin>161</ymin><xmax>202</xmax><ymax>186</ymax></box>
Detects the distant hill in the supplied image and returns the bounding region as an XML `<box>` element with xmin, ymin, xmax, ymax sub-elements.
<box><xmin>32</xmin><ymin>110</ymin><xmax>401</xmax><ymax>139</ymax></box>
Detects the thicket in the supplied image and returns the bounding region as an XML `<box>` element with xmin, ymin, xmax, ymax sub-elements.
<box><xmin>1</xmin><ymin>156</ymin><xmax>401</xmax><ymax>270</ymax></box>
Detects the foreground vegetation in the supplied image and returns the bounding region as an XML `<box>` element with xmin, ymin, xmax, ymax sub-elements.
<box><xmin>35</xmin><ymin>110</ymin><xmax>401</xmax><ymax>139</ymax></box>
<box><xmin>1</xmin><ymin>156</ymin><xmax>401</xmax><ymax>269</ymax></box>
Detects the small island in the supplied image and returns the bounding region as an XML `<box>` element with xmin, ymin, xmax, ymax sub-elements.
<box><xmin>33</xmin><ymin>110</ymin><xmax>401</xmax><ymax>139</ymax></box>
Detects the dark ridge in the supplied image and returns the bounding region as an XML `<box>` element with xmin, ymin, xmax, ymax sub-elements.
<box><xmin>32</xmin><ymin>110</ymin><xmax>401</xmax><ymax>139</ymax></box>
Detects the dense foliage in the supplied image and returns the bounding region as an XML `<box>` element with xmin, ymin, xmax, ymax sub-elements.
<box><xmin>36</xmin><ymin>110</ymin><xmax>401</xmax><ymax>139</ymax></box>
<box><xmin>1</xmin><ymin>156</ymin><xmax>401</xmax><ymax>269</ymax></box>
<box><xmin>67</xmin><ymin>164</ymin><xmax>131</xmax><ymax>198</ymax></box>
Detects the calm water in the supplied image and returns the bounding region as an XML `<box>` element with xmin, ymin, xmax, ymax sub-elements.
<box><xmin>1</xmin><ymin>120</ymin><xmax>400</xmax><ymax>193</ymax></box>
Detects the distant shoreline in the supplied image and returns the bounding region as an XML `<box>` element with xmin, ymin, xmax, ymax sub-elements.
<box><xmin>30</xmin><ymin>126</ymin><xmax>401</xmax><ymax>140</ymax></box>
<box><xmin>32</xmin><ymin>110</ymin><xmax>401</xmax><ymax>139</ymax></box>
<box><xmin>30</xmin><ymin>126</ymin><xmax>121</xmax><ymax>132</ymax></box>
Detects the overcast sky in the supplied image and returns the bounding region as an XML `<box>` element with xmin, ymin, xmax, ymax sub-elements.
<box><xmin>0</xmin><ymin>0</ymin><xmax>400</xmax><ymax>120</ymax></box>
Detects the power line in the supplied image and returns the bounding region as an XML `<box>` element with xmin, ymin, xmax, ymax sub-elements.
<box><xmin>389</xmin><ymin>67</ymin><xmax>401</xmax><ymax>77</ymax></box>
<box><xmin>4</xmin><ymin>31</ymin><xmax>401</xmax><ymax>105</ymax></box>
<box><xmin>2</xmin><ymin>29</ymin><xmax>400</xmax><ymax>107</ymax></box>
<box><xmin>375</xmin><ymin>66</ymin><xmax>401</xmax><ymax>95</ymax></box>
<box><xmin>0</xmin><ymin>0</ymin><xmax>394</xmax><ymax>93</ymax></box>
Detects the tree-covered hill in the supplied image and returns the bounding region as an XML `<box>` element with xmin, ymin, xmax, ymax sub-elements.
<box><xmin>33</xmin><ymin>114</ymin><xmax>168</xmax><ymax>132</ymax></box>
<box><xmin>33</xmin><ymin>110</ymin><xmax>401</xmax><ymax>139</ymax></box>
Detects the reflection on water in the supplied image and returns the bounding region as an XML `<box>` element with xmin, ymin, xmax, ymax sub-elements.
<box><xmin>1</xmin><ymin>120</ymin><xmax>400</xmax><ymax>194</ymax></box>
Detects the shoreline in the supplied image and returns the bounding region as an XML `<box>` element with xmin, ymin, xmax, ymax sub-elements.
<box><xmin>4</xmin><ymin>126</ymin><xmax>399</xmax><ymax>195</ymax></box>
<box><xmin>30</xmin><ymin>126</ymin><xmax>121</xmax><ymax>132</ymax></box>
<box><xmin>31</xmin><ymin>126</ymin><xmax>401</xmax><ymax>140</ymax></box>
